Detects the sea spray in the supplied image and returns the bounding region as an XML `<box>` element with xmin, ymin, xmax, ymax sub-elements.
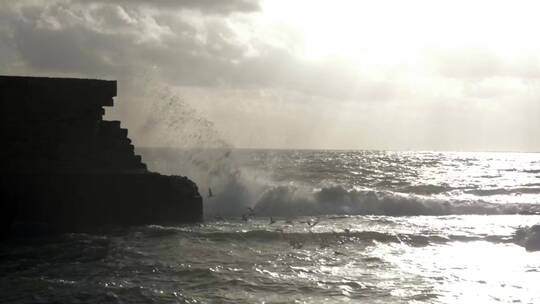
<box><xmin>140</xmin><ymin>148</ymin><xmax>540</xmax><ymax>218</ymax></box>
<box><xmin>132</xmin><ymin>79</ymin><xmax>265</xmax><ymax>216</ymax></box>
<box><xmin>130</xmin><ymin>79</ymin><xmax>540</xmax><ymax>217</ymax></box>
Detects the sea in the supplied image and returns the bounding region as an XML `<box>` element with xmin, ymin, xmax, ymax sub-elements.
<box><xmin>1</xmin><ymin>149</ymin><xmax>539</xmax><ymax>303</ymax></box>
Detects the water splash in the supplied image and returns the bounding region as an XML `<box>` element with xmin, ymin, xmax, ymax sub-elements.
<box><xmin>131</xmin><ymin>78</ymin><xmax>540</xmax><ymax>218</ymax></box>
<box><xmin>132</xmin><ymin>79</ymin><xmax>262</xmax><ymax>216</ymax></box>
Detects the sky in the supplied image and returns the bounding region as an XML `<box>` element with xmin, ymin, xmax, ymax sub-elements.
<box><xmin>1</xmin><ymin>0</ymin><xmax>539</xmax><ymax>151</ymax></box>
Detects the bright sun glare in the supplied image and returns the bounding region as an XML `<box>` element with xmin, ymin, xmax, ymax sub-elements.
<box><xmin>261</xmin><ymin>0</ymin><xmax>540</xmax><ymax>68</ymax></box>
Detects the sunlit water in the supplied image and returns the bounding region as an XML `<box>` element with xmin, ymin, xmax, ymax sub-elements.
<box><xmin>1</xmin><ymin>150</ymin><xmax>539</xmax><ymax>303</ymax></box>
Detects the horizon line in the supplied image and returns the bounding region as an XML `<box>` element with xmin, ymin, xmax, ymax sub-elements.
<box><xmin>135</xmin><ymin>146</ymin><xmax>540</xmax><ymax>154</ymax></box>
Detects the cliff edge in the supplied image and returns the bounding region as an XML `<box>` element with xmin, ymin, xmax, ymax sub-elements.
<box><xmin>1</xmin><ymin>76</ymin><xmax>202</xmax><ymax>236</ymax></box>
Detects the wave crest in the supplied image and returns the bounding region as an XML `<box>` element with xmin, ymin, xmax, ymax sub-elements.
<box><xmin>252</xmin><ymin>185</ymin><xmax>540</xmax><ymax>217</ymax></box>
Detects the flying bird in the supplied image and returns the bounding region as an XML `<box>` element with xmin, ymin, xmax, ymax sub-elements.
<box><xmin>306</xmin><ymin>218</ymin><xmax>320</xmax><ymax>228</ymax></box>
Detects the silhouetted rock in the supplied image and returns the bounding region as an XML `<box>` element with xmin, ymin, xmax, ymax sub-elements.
<box><xmin>513</xmin><ymin>225</ymin><xmax>540</xmax><ymax>251</ymax></box>
<box><xmin>1</xmin><ymin>76</ymin><xmax>202</xmax><ymax>236</ymax></box>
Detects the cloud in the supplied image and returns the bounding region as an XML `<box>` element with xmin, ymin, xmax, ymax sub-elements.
<box><xmin>1</xmin><ymin>0</ymin><xmax>539</xmax><ymax>151</ymax></box>
<box><xmin>1</xmin><ymin>0</ymin><xmax>399</xmax><ymax>103</ymax></box>
<box><xmin>435</xmin><ymin>48</ymin><xmax>540</xmax><ymax>80</ymax></box>
<box><xmin>76</xmin><ymin>0</ymin><xmax>261</xmax><ymax>15</ymax></box>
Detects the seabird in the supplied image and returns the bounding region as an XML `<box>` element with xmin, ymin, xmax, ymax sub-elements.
<box><xmin>306</xmin><ymin>218</ymin><xmax>320</xmax><ymax>228</ymax></box>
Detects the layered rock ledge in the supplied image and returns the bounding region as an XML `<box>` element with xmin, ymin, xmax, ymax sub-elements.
<box><xmin>1</xmin><ymin>76</ymin><xmax>202</xmax><ymax>236</ymax></box>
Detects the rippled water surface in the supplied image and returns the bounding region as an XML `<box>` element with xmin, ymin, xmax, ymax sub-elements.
<box><xmin>2</xmin><ymin>216</ymin><xmax>539</xmax><ymax>303</ymax></box>
<box><xmin>2</xmin><ymin>150</ymin><xmax>539</xmax><ymax>303</ymax></box>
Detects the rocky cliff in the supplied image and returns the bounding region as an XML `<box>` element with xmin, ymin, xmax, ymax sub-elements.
<box><xmin>1</xmin><ymin>76</ymin><xmax>202</xmax><ymax>236</ymax></box>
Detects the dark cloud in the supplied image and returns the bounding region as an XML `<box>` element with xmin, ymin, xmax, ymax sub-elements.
<box><xmin>14</xmin><ymin>24</ymin><xmax>125</xmax><ymax>75</ymax></box>
<box><xmin>1</xmin><ymin>0</ymin><xmax>397</xmax><ymax>103</ymax></box>
<box><xmin>0</xmin><ymin>9</ymin><xmax>18</xmax><ymax>71</ymax></box>
<box><xmin>79</xmin><ymin>0</ymin><xmax>261</xmax><ymax>14</ymax></box>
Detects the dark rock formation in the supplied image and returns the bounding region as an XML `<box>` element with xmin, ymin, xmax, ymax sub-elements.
<box><xmin>1</xmin><ymin>76</ymin><xmax>202</xmax><ymax>236</ymax></box>
<box><xmin>514</xmin><ymin>225</ymin><xmax>540</xmax><ymax>251</ymax></box>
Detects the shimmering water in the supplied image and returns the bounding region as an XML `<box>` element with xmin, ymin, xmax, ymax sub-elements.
<box><xmin>1</xmin><ymin>150</ymin><xmax>539</xmax><ymax>303</ymax></box>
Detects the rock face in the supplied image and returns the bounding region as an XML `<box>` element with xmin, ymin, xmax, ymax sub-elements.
<box><xmin>1</xmin><ymin>76</ymin><xmax>202</xmax><ymax>236</ymax></box>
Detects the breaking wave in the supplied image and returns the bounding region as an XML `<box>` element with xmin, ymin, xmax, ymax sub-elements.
<box><xmin>141</xmin><ymin>147</ymin><xmax>540</xmax><ymax>218</ymax></box>
<box><xmin>207</xmin><ymin>182</ymin><xmax>540</xmax><ymax>218</ymax></box>
<box><xmin>136</xmin><ymin>84</ymin><xmax>540</xmax><ymax>220</ymax></box>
